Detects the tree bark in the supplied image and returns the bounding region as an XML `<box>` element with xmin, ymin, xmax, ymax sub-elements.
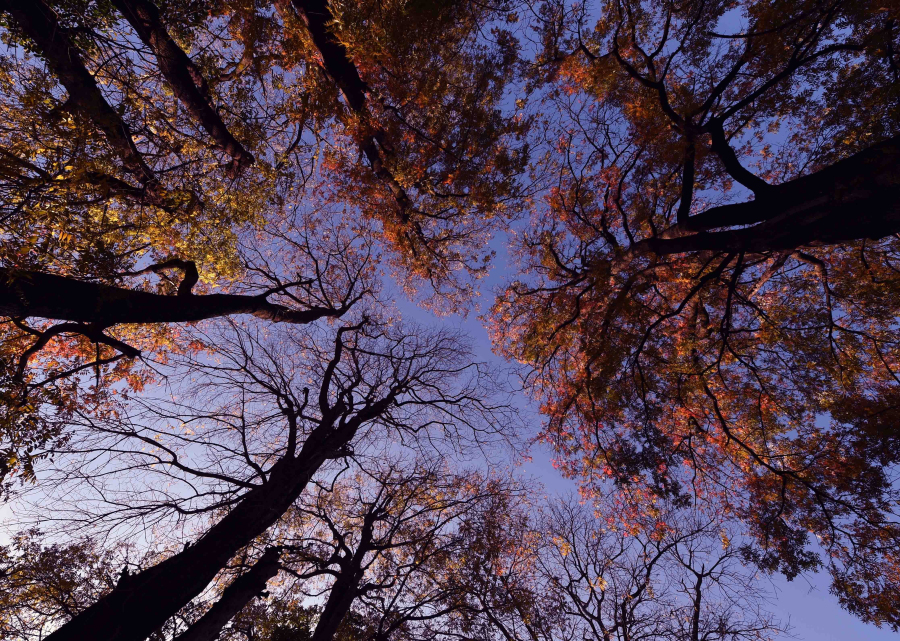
<box><xmin>0</xmin><ymin>0</ymin><xmax>155</xmax><ymax>183</ymax></box>
<box><xmin>644</xmin><ymin>133</ymin><xmax>900</xmax><ymax>255</ymax></box>
<box><xmin>0</xmin><ymin>269</ymin><xmax>345</xmax><ymax>326</ymax></box>
<box><xmin>289</xmin><ymin>0</ymin><xmax>367</xmax><ymax>112</ymax></box>
<box><xmin>173</xmin><ymin>548</ymin><xmax>281</xmax><ymax>641</ymax></box>
<box><xmin>310</xmin><ymin>577</ymin><xmax>361</xmax><ymax>641</ymax></box>
<box><xmin>46</xmin><ymin>458</ymin><xmax>317</xmax><ymax>641</ymax></box>
<box><xmin>111</xmin><ymin>0</ymin><xmax>254</xmax><ymax>172</ymax></box>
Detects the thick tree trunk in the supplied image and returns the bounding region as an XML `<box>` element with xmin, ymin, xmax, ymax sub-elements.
<box><xmin>646</xmin><ymin>134</ymin><xmax>900</xmax><ymax>256</ymax></box>
<box><xmin>0</xmin><ymin>0</ymin><xmax>155</xmax><ymax>182</ymax></box>
<box><xmin>46</xmin><ymin>458</ymin><xmax>317</xmax><ymax>641</ymax></box>
<box><xmin>45</xmin><ymin>407</ymin><xmax>380</xmax><ymax>641</ymax></box>
<box><xmin>111</xmin><ymin>0</ymin><xmax>254</xmax><ymax>171</ymax></box>
<box><xmin>174</xmin><ymin>548</ymin><xmax>281</xmax><ymax>641</ymax></box>
<box><xmin>0</xmin><ymin>269</ymin><xmax>341</xmax><ymax>326</ymax></box>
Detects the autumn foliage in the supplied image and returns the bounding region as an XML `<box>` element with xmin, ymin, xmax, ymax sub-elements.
<box><xmin>491</xmin><ymin>0</ymin><xmax>900</xmax><ymax>628</ymax></box>
<box><xmin>0</xmin><ymin>0</ymin><xmax>898</xmax><ymax>638</ymax></box>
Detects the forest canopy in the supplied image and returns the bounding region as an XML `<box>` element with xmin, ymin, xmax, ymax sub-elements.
<box><xmin>0</xmin><ymin>0</ymin><xmax>898</xmax><ymax>639</ymax></box>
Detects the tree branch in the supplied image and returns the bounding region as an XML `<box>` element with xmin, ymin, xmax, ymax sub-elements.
<box><xmin>0</xmin><ymin>269</ymin><xmax>352</xmax><ymax>326</ymax></box>
<box><xmin>705</xmin><ymin>119</ymin><xmax>770</xmax><ymax>195</ymax></box>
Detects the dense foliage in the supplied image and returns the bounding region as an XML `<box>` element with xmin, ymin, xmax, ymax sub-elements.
<box><xmin>0</xmin><ymin>0</ymin><xmax>897</xmax><ymax>639</ymax></box>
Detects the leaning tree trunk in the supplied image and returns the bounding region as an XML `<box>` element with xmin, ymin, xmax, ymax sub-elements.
<box><xmin>309</xmin><ymin>573</ymin><xmax>364</xmax><ymax>641</ymax></box>
<box><xmin>173</xmin><ymin>548</ymin><xmax>282</xmax><ymax>641</ymax></box>
<box><xmin>111</xmin><ymin>0</ymin><xmax>254</xmax><ymax>171</ymax></box>
<box><xmin>286</xmin><ymin>0</ymin><xmax>414</xmax><ymax>217</ymax></box>
<box><xmin>0</xmin><ymin>0</ymin><xmax>155</xmax><ymax>182</ymax></box>
<box><xmin>308</xmin><ymin>513</ymin><xmax>377</xmax><ymax>641</ymax></box>
<box><xmin>46</xmin><ymin>459</ymin><xmax>316</xmax><ymax>641</ymax></box>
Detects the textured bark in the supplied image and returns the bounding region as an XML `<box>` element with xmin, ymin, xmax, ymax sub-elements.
<box><xmin>644</xmin><ymin>133</ymin><xmax>900</xmax><ymax>255</ymax></box>
<box><xmin>0</xmin><ymin>0</ymin><xmax>155</xmax><ymax>182</ymax></box>
<box><xmin>111</xmin><ymin>0</ymin><xmax>254</xmax><ymax>171</ymax></box>
<box><xmin>174</xmin><ymin>548</ymin><xmax>281</xmax><ymax>641</ymax></box>
<box><xmin>0</xmin><ymin>269</ymin><xmax>347</xmax><ymax>326</ymax></box>
<box><xmin>46</xmin><ymin>397</ymin><xmax>390</xmax><ymax>641</ymax></box>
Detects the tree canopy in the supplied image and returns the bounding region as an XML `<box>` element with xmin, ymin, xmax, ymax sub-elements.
<box><xmin>0</xmin><ymin>0</ymin><xmax>898</xmax><ymax>638</ymax></box>
<box><xmin>491</xmin><ymin>0</ymin><xmax>900</xmax><ymax>628</ymax></box>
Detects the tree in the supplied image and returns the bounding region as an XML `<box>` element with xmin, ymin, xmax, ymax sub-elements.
<box><xmin>0</xmin><ymin>211</ymin><xmax>370</xmax><ymax>485</ymax></box>
<box><xmin>0</xmin><ymin>0</ymin><xmax>528</xmax><ymax>320</ymax></box>
<box><xmin>0</xmin><ymin>0</ymin><xmax>304</xmax><ymax>482</ymax></box>
<box><xmin>217</xmin><ymin>465</ymin><xmax>552</xmax><ymax>641</ymax></box>
<box><xmin>20</xmin><ymin>305</ymin><xmax>512</xmax><ymax>641</ymax></box>
<box><xmin>5</xmin><ymin>0</ymin><xmax>900</xmax><ymax>636</ymax></box>
<box><xmin>424</xmin><ymin>478</ymin><xmax>556</xmax><ymax>641</ymax></box>
<box><xmin>491</xmin><ymin>0</ymin><xmax>900</xmax><ymax>628</ymax></box>
<box><xmin>1</xmin><ymin>483</ymin><xmax>788</xmax><ymax>641</ymax></box>
<box><xmin>276</xmin><ymin>0</ymin><xmax>530</xmax><ymax>300</ymax></box>
<box><xmin>539</xmin><ymin>497</ymin><xmax>783</xmax><ymax>641</ymax></box>
<box><xmin>0</xmin><ymin>2</ymin><xmax>530</xmax><ymax>637</ymax></box>
<box><xmin>0</xmin><ymin>0</ymin><xmax>527</xmax><ymax>482</ymax></box>
<box><xmin>217</xmin><ymin>462</ymin><xmax>527</xmax><ymax>641</ymax></box>
<box><xmin>0</xmin><ymin>530</ymin><xmax>122</xmax><ymax>640</ymax></box>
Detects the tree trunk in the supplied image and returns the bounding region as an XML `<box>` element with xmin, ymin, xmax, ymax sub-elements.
<box><xmin>310</xmin><ymin>574</ymin><xmax>362</xmax><ymax>641</ymax></box>
<box><xmin>309</xmin><ymin>519</ymin><xmax>375</xmax><ymax>641</ymax></box>
<box><xmin>287</xmin><ymin>0</ymin><xmax>413</xmax><ymax>217</ymax></box>
<box><xmin>111</xmin><ymin>0</ymin><xmax>254</xmax><ymax>171</ymax></box>
<box><xmin>45</xmin><ymin>412</ymin><xmax>374</xmax><ymax>641</ymax></box>
<box><xmin>646</xmin><ymin>134</ymin><xmax>900</xmax><ymax>256</ymax></box>
<box><xmin>174</xmin><ymin>548</ymin><xmax>281</xmax><ymax>641</ymax></box>
<box><xmin>0</xmin><ymin>0</ymin><xmax>155</xmax><ymax>182</ymax></box>
<box><xmin>289</xmin><ymin>0</ymin><xmax>367</xmax><ymax>112</ymax></box>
